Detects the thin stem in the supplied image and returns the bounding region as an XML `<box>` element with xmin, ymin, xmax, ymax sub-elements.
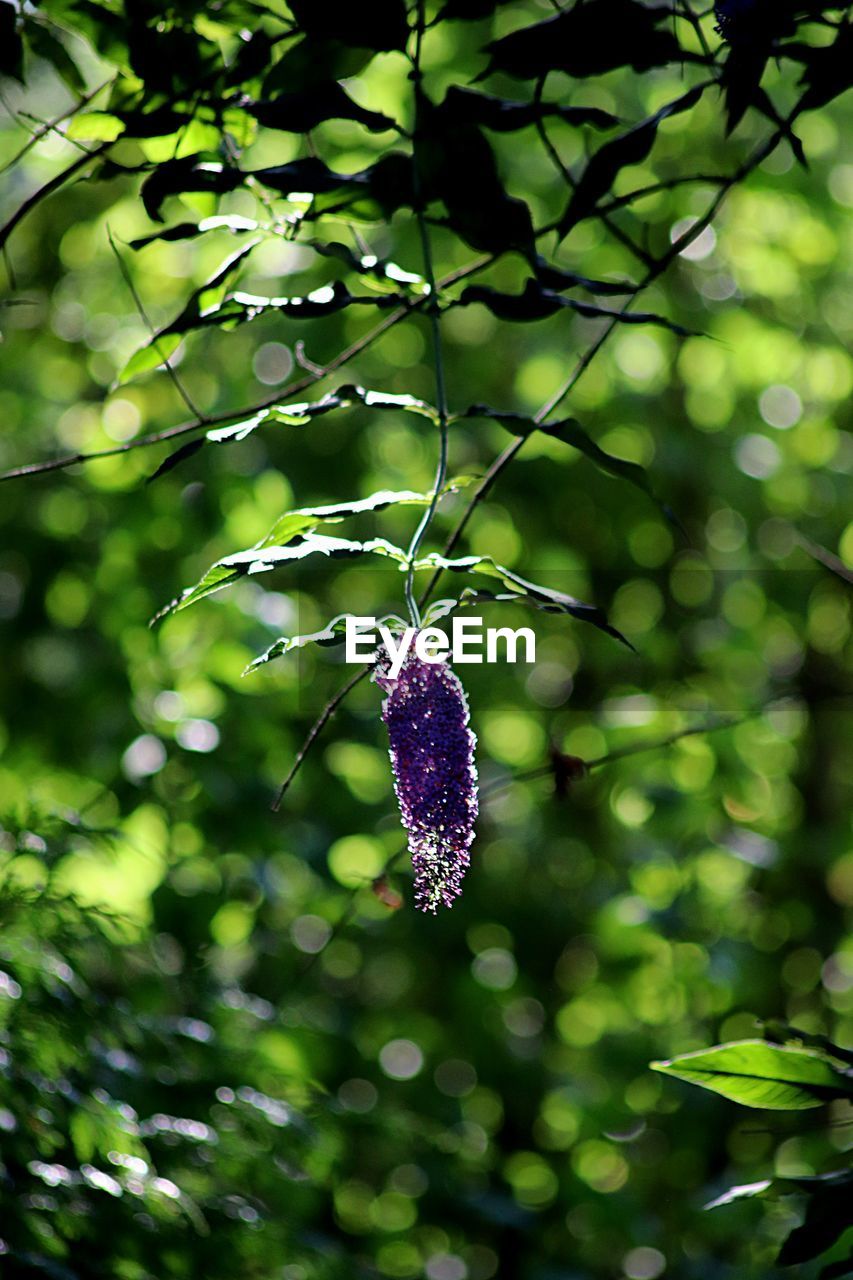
<box><xmin>0</xmin><ymin>77</ymin><xmax>114</xmax><ymax>175</ymax></box>
<box><xmin>107</xmin><ymin>228</ymin><xmax>206</xmax><ymax>423</ymax></box>
<box><xmin>403</xmin><ymin>0</ymin><xmax>451</xmax><ymax>629</ymax></box>
<box><xmin>0</xmin><ymin>141</ymin><xmax>112</xmax><ymax>255</ymax></box>
<box><xmin>0</xmin><ymin>254</ymin><xmax>493</xmax><ymax>484</ymax></box>
<box><xmin>533</xmin><ymin>77</ymin><xmax>654</xmax><ymax>271</ymax></box>
<box><xmin>271</xmin><ymin>667</ymin><xmax>368</xmax><ymax>811</ymax></box>
<box><xmin>424</xmin><ymin>106</ymin><xmax>798</xmax><ymax>603</ymax></box>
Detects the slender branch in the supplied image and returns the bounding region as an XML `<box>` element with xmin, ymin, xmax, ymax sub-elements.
<box><xmin>107</xmin><ymin>228</ymin><xmax>206</xmax><ymax>423</ymax></box>
<box><xmin>0</xmin><ymin>141</ymin><xmax>112</xmax><ymax>255</ymax></box>
<box><xmin>480</xmin><ymin>712</ymin><xmax>751</xmax><ymax>798</ymax></box>
<box><xmin>0</xmin><ymin>77</ymin><xmax>114</xmax><ymax>175</ymax></box>
<box><xmin>423</xmin><ymin>107</ymin><xmax>798</xmax><ymax>602</ymax></box>
<box><xmin>533</xmin><ymin>77</ymin><xmax>655</xmax><ymax>271</ymax></box>
<box><xmin>0</xmin><ymin>254</ymin><xmax>493</xmax><ymax>484</ymax></box>
<box><xmin>270</xmin><ymin>667</ymin><xmax>369</xmax><ymax>811</ymax></box>
<box><xmin>403</xmin><ymin>1</ymin><xmax>451</xmax><ymax>629</ymax></box>
<box><xmin>596</xmin><ymin>173</ymin><xmax>728</xmax><ymax>216</ymax></box>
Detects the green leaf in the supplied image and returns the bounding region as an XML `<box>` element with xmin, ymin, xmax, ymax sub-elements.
<box><xmin>140</xmin><ymin>153</ymin><xmax>244</xmax><ymax>222</ymax></box>
<box><xmin>117</xmin><ymin>331</ymin><xmax>182</xmax><ymax>385</ymax></box>
<box><xmin>422</xmin><ymin>586</ymin><xmax>601</xmax><ymax>627</ymax></box>
<box><xmin>244</xmin><ymin>611</ymin><xmax>408</xmax><ymax>674</ymax></box>
<box><xmin>214</xmin><ymin>385</ymin><xmax>437</xmax><ymax>440</ymax></box>
<box><xmin>154</xmin><ymin>535</ymin><xmax>409</xmax><ymax>622</ymax></box>
<box><xmin>442</xmin><ymin>86</ymin><xmax>618</xmax><ymax>133</ymax></box>
<box><xmin>458</xmin><ymin>281</ymin><xmax>694</xmax><ymax>336</ymax></box>
<box><xmin>117</xmin><ymin>239</ymin><xmax>261</xmax><ymax>383</ymax></box>
<box><xmin>307</xmin><ymin>240</ymin><xmax>428</xmax><ymax>296</ymax></box>
<box><xmin>130</xmin><ymin>214</ymin><xmax>263</xmax><ymax>249</ymax></box>
<box><xmin>704</xmin><ymin>1180</ymin><xmax>774</xmax><ymax>1211</ymax></box>
<box><xmin>413</xmin><ymin>553</ymin><xmax>632</xmax><ymax>647</ymax></box>
<box><xmin>148</xmin><ymin>386</ymin><xmax>444</xmax><ymax>481</ymax></box>
<box><xmin>256</xmin><ymin>483</ymin><xmax>469</xmax><ymax>550</ymax></box>
<box><xmin>559</xmin><ymin>87</ymin><xmax>705</xmax><ymax>234</ymax></box>
<box><xmin>66</xmin><ymin>111</ymin><xmax>126</xmax><ymax>142</ymax></box>
<box><xmin>246</xmin><ymin>85</ymin><xmax>397</xmax><ymax>135</ymax></box>
<box><xmin>460</xmin><ymin>404</ymin><xmax>665</xmax><ymax>510</ymax></box>
<box><xmin>651</xmin><ymin>1040</ymin><xmax>853</xmax><ymax>1110</ymax></box>
<box><xmin>26</xmin><ymin>21</ymin><xmax>86</xmax><ymax>93</ymax></box>
<box><xmin>480</xmin><ymin>0</ymin><xmax>695</xmax><ymax>81</ymax></box>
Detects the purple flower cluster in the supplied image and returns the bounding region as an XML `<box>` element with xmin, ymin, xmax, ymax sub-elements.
<box><xmin>374</xmin><ymin>643</ymin><xmax>478</xmax><ymax>913</ymax></box>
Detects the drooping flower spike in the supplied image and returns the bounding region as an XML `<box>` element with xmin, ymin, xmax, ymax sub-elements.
<box><xmin>374</xmin><ymin>642</ymin><xmax>478</xmax><ymax>913</ymax></box>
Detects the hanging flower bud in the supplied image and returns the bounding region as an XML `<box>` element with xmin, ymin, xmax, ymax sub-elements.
<box><xmin>374</xmin><ymin>643</ymin><xmax>478</xmax><ymax>913</ymax></box>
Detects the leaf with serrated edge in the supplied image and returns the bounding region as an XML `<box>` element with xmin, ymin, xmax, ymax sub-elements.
<box><xmin>156</xmin><ymin>535</ymin><xmax>409</xmax><ymax>622</ymax></box>
<box><xmin>413</xmin><ymin>554</ymin><xmax>632</xmax><ymax>647</ymax></box>
<box><xmin>258</xmin><ymin>481</ymin><xmax>472</xmax><ymax>549</ymax></box>
<box><xmin>244</xmin><ymin>611</ymin><xmax>408</xmax><ymax>674</ymax></box>
<box><xmin>207</xmin><ymin>384</ymin><xmax>438</xmax><ymax>444</ymax></box>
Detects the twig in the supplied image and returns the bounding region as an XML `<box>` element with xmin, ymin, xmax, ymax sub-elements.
<box><xmin>424</xmin><ymin>105</ymin><xmax>798</xmax><ymax>601</ymax></box>
<box><xmin>0</xmin><ymin>255</ymin><xmax>492</xmax><ymax>483</ymax></box>
<box><xmin>270</xmin><ymin>667</ymin><xmax>368</xmax><ymax>811</ymax></box>
<box><xmin>403</xmin><ymin>2</ymin><xmax>451</xmax><ymax>629</ymax></box>
<box><xmin>0</xmin><ymin>77</ymin><xmax>114</xmax><ymax>175</ymax></box>
<box><xmin>793</xmin><ymin>531</ymin><xmax>853</xmax><ymax>585</ymax></box>
<box><xmin>107</xmin><ymin>228</ymin><xmax>205</xmax><ymax>423</ymax></box>
<box><xmin>0</xmin><ymin>141</ymin><xmax>112</xmax><ymax>255</ymax></box>
<box><xmin>480</xmin><ymin>711</ymin><xmax>751</xmax><ymax>799</ymax></box>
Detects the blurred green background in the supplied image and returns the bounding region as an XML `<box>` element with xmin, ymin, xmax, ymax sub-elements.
<box><xmin>0</xmin><ymin>3</ymin><xmax>851</xmax><ymax>1277</ymax></box>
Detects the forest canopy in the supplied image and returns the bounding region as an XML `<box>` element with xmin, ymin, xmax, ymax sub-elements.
<box><xmin>0</xmin><ymin>1</ymin><xmax>851</xmax><ymax>1278</ymax></box>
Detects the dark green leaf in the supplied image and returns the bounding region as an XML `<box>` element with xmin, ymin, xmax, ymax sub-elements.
<box><xmin>797</xmin><ymin>22</ymin><xmax>853</xmax><ymax>113</ymax></box>
<box><xmin>155</xmin><ymin>535</ymin><xmax>408</xmax><ymax>621</ymax></box>
<box><xmin>413</xmin><ymin>554</ymin><xmax>633</xmax><ymax>648</ymax></box>
<box><xmin>262</xmin><ymin>37</ymin><xmax>374</xmax><ymax>96</ymax></box>
<box><xmin>820</xmin><ymin>1255</ymin><xmax>853</xmax><ymax>1280</ymax></box>
<box><xmin>245</xmin><ymin>611</ymin><xmax>408</xmax><ymax>673</ymax></box>
<box><xmin>652</xmin><ymin>1040</ymin><xmax>853</xmax><ymax>1110</ymax></box>
<box><xmin>308</xmin><ymin>240</ymin><xmax>427</xmax><ymax>295</ymax></box>
<box><xmin>779</xmin><ymin>1177</ymin><xmax>853</xmax><ymax>1266</ymax></box>
<box><xmin>146</xmin><ymin>438</ymin><xmax>205</xmax><ymax>484</ymax></box>
<box><xmin>141</xmin><ymin>154</ymin><xmax>243</xmax><ymax>223</ymax></box>
<box><xmin>442</xmin><ymin>86</ymin><xmax>618</xmax><ymax>134</ymax></box>
<box><xmin>117</xmin><ymin>240</ymin><xmax>260</xmax><ymax>384</ymax></box>
<box><xmin>287</xmin><ymin>0</ymin><xmax>409</xmax><ymax>52</ymax></box>
<box><xmin>418</xmin><ymin>98</ymin><xmax>534</xmax><ymax>253</ymax></box>
<box><xmin>254</xmin><ymin>153</ymin><xmax>416</xmax><ymax>221</ymax></box>
<box><xmin>130</xmin><ymin>214</ymin><xmax>262</xmax><ymax>249</ymax></box>
<box><xmin>480</xmin><ymin>0</ymin><xmax>695</xmax><ymax>81</ymax></box>
<box><xmin>0</xmin><ymin>1</ymin><xmax>24</xmax><ymax>82</ymax></box>
<box><xmin>26</xmin><ymin>21</ymin><xmax>86</xmax><ymax>93</ymax></box>
<box><xmin>560</xmin><ymin>87</ymin><xmax>705</xmax><ymax>234</ymax></box>
<box><xmin>246</xmin><ymin>85</ymin><xmax>396</xmax><ymax>135</ymax></box>
<box><xmin>458</xmin><ymin>281</ymin><xmax>694</xmax><ymax>335</ymax></box>
<box><xmin>459</xmin><ymin>404</ymin><xmax>667</xmax><ymax>514</ymax></box>
<box><xmin>533</xmin><ymin>255</ymin><xmax>637</xmax><ymax>297</ymax></box>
